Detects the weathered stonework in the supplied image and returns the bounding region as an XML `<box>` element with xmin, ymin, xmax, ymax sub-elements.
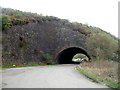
<box><xmin>2</xmin><ymin>20</ymin><xmax>90</xmax><ymax>64</ymax></box>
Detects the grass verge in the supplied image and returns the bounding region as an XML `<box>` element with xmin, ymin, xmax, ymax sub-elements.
<box><xmin>76</xmin><ymin>66</ymin><xmax>120</xmax><ymax>88</ymax></box>
<box><xmin>2</xmin><ymin>63</ymin><xmax>57</xmax><ymax>68</ymax></box>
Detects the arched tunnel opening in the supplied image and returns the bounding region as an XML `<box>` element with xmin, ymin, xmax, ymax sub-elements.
<box><xmin>56</xmin><ymin>47</ymin><xmax>91</xmax><ymax>64</ymax></box>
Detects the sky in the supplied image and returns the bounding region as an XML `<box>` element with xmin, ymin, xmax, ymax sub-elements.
<box><xmin>0</xmin><ymin>0</ymin><xmax>119</xmax><ymax>37</ymax></box>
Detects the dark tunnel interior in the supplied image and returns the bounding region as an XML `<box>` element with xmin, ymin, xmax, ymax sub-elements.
<box><xmin>56</xmin><ymin>47</ymin><xmax>90</xmax><ymax>64</ymax></box>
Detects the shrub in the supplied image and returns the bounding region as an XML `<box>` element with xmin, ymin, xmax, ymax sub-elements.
<box><xmin>0</xmin><ymin>14</ymin><xmax>12</xmax><ymax>31</ymax></box>
<box><xmin>43</xmin><ymin>54</ymin><xmax>53</xmax><ymax>64</ymax></box>
<box><xmin>86</xmin><ymin>33</ymin><xmax>118</xmax><ymax>61</ymax></box>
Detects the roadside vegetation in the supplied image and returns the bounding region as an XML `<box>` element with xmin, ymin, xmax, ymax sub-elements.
<box><xmin>2</xmin><ymin>61</ymin><xmax>56</xmax><ymax>68</ymax></box>
<box><xmin>1</xmin><ymin>7</ymin><xmax>119</xmax><ymax>68</ymax></box>
<box><xmin>76</xmin><ymin>60</ymin><xmax>120</xmax><ymax>88</ymax></box>
<box><xmin>2</xmin><ymin>53</ymin><xmax>54</xmax><ymax>68</ymax></box>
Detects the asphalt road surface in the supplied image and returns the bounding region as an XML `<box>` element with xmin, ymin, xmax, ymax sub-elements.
<box><xmin>1</xmin><ymin>64</ymin><xmax>109</xmax><ymax>88</ymax></box>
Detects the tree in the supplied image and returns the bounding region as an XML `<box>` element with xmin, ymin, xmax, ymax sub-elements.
<box><xmin>86</xmin><ymin>33</ymin><xmax>118</xmax><ymax>61</ymax></box>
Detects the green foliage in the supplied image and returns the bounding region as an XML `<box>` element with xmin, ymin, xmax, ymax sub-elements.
<box><xmin>0</xmin><ymin>14</ymin><xmax>12</xmax><ymax>31</ymax></box>
<box><xmin>86</xmin><ymin>33</ymin><xmax>118</xmax><ymax>61</ymax></box>
<box><xmin>2</xmin><ymin>62</ymin><xmax>56</xmax><ymax>68</ymax></box>
<box><xmin>43</xmin><ymin>54</ymin><xmax>53</xmax><ymax>64</ymax></box>
<box><xmin>73</xmin><ymin>53</ymin><xmax>88</xmax><ymax>60</ymax></box>
<box><xmin>1</xmin><ymin>7</ymin><xmax>45</xmax><ymax>26</ymax></box>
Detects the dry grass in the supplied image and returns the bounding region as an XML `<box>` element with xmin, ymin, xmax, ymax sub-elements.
<box><xmin>79</xmin><ymin>60</ymin><xmax>119</xmax><ymax>84</ymax></box>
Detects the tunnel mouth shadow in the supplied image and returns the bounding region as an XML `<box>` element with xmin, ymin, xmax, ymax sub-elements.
<box><xmin>56</xmin><ymin>47</ymin><xmax>90</xmax><ymax>64</ymax></box>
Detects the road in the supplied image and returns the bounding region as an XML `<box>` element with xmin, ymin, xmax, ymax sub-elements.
<box><xmin>1</xmin><ymin>64</ymin><xmax>109</xmax><ymax>88</ymax></box>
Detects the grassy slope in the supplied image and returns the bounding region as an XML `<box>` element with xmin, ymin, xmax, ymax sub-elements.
<box><xmin>76</xmin><ymin>61</ymin><xmax>120</xmax><ymax>88</ymax></box>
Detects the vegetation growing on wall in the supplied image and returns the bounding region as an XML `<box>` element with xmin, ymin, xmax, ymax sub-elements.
<box><xmin>43</xmin><ymin>54</ymin><xmax>53</xmax><ymax>64</ymax></box>
<box><xmin>0</xmin><ymin>14</ymin><xmax>12</xmax><ymax>31</ymax></box>
<box><xmin>1</xmin><ymin>7</ymin><xmax>119</xmax><ymax>64</ymax></box>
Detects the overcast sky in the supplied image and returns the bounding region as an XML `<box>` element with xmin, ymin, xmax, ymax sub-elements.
<box><xmin>0</xmin><ymin>0</ymin><xmax>119</xmax><ymax>37</ymax></box>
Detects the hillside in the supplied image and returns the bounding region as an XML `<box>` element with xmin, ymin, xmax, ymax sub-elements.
<box><xmin>0</xmin><ymin>7</ymin><xmax>119</xmax><ymax>66</ymax></box>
